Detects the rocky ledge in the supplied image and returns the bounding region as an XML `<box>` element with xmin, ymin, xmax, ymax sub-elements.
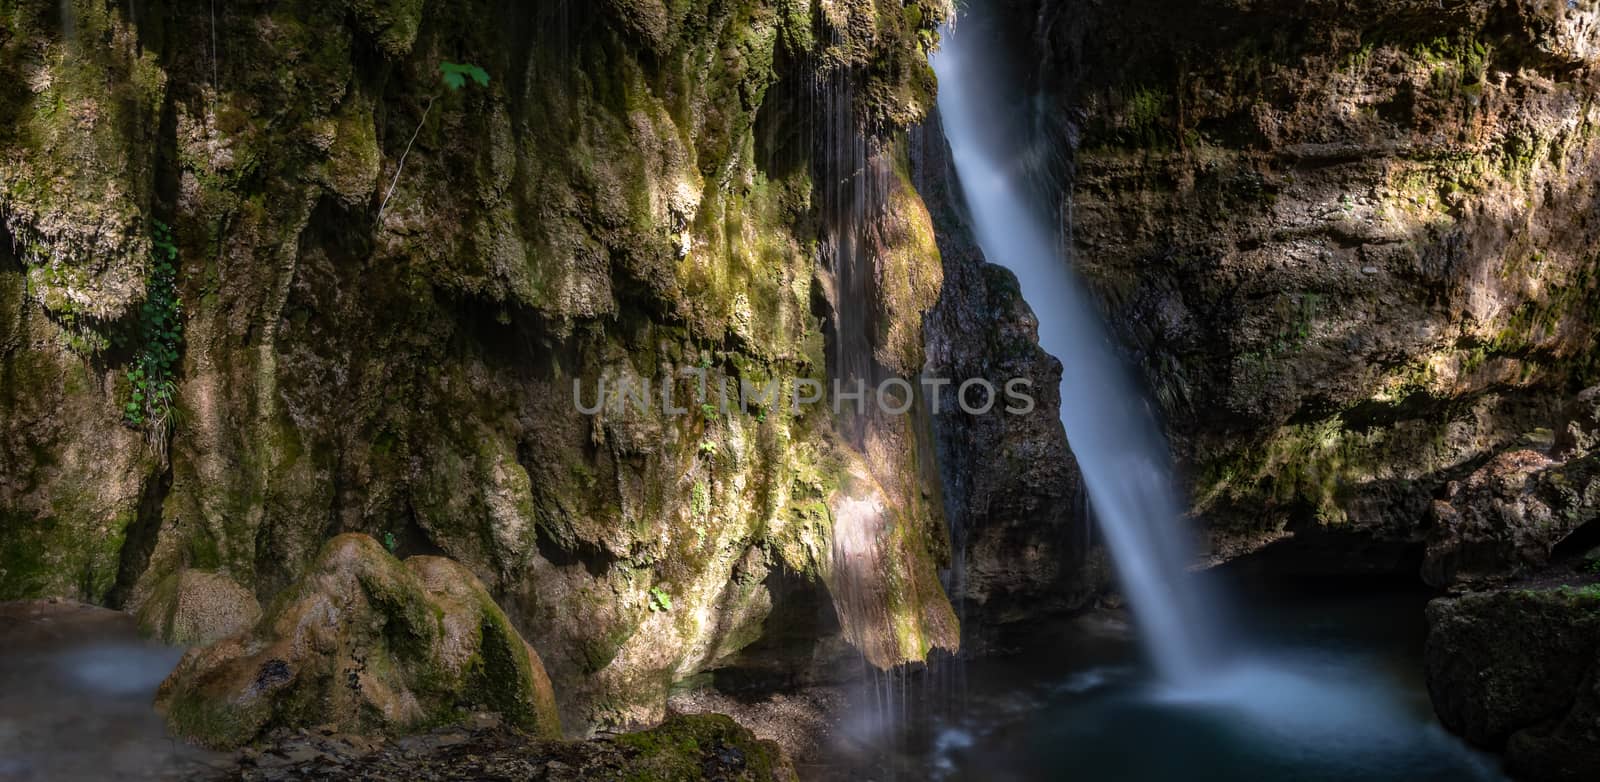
<box><xmin>211</xmin><ymin>712</ymin><xmax>795</xmax><ymax>782</ymax></box>
<box><xmin>1425</xmin><ymin>582</ymin><xmax>1600</xmax><ymax>780</ymax></box>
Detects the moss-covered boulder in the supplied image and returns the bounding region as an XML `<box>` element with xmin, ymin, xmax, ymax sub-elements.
<box><xmin>1425</xmin><ymin>586</ymin><xmax>1600</xmax><ymax>781</ymax></box>
<box><xmin>154</xmin><ymin>534</ymin><xmax>560</xmax><ymax>748</ymax></box>
<box><xmin>610</xmin><ymin>713</ymin><xmax>797</xmax><ymax>781</ymax></box>
<box><xmin>134</xmin><ymin>568</ymin><xmax>262</xmax><ymax>646</ymax></box>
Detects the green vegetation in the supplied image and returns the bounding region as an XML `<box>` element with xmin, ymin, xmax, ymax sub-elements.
<box><xmin>613</xmin><ymin>713</ymin><xmax>790</xmax><ymax>781</ymax></box>
<box><xmin>1120</xmin><ymin>86</ymin><xmax>1172</xmax><ymax>147</ymax></box>
<box><xmin>689</xmin><ymin>480</ymin><xmax>710</xmax><ymax>520</ymax></box>
<box><xmin>647</xmin><ymin>586</ymin><xmax>673</xmax><ymax>612</ymax></box>
<box><xmin>1413</xmin><ymin>34</ymin><xmax>1490</xmax><ymax>89</ymax></box>
<box><xmin>123</xmin><ymin>221</ymin><xmax>183</xmax><ymax>438</ymax></box>
<box><xmin>376</xmin><ymin>61</ymin><xmax>490</xmax><ymax>221</ymax></box>
<box><xmin>438</xmin><ymin>62</ymin><xmax>489</xmax><ymax>91</ymax></box>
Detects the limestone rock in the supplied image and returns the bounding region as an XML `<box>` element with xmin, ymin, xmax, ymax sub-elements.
<box><xmin>1422</xmin><ymin>448</ymin><xmax>1600</xmax><ymax>587</ymax></box>
<box><xmin>918</xmin><ymin>108</ymin><xmax>1106</xmax><ymax>645</ymax></box>
<box><xmin>988</xmin><ymin>0</ymin><xmax>1600</xmax><ymax>570</ymax></box>
<box><xmin>155</xmin><ymin>534</ymin><xmax>560</xmax><ymax>749</ymax></box>
<box><xmin>135</xmin><ymin>569</ymin><xmax>262</xmax><ymax>647</ymax></box>
<box><xmin>0</xmin><ymin>0</ymin><xmax>959</xmax><ymax>729</ymax></box>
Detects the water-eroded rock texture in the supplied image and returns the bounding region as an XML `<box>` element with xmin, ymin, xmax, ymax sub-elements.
<box><xmin>0</xmin><ymin>0</ymin><xmax>962</xmax><ymax>735</ymax></box>
<box><xmin>982</xmin><ymin>0</ymin><xmax>1600</xmax><ymax>582</ymax></box>
<box><xmin>5</xmin><ymin>0</ymin><xmax>1600</xmax><ymax>772</ymax></box>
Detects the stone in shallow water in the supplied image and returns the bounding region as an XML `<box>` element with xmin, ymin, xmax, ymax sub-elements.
<box><xmin>1426</xmin><ymin>586</ymin><xmax>1600</xmax><ymax>781</ymax></box>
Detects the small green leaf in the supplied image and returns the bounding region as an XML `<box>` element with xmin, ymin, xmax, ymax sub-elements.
<box><xmin>440</xmin><ymin>62</ymin><xmax>489</xmax><ymax>92</ymax></box>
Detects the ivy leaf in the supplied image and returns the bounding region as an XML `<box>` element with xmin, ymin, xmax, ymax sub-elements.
<box><xmin>439</xmin><ymin>62</ymin><xmax>489</xmax><ymax>91</ymax></box>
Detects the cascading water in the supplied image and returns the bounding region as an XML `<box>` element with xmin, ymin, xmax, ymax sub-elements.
<box><xmin>930</xmin><ymin>17</ymin><xmax>1214</xmax><ymax>685</ymax></box>
<box><xmin>920</xmin><ymin>9</ymin><xmax>1508</xmax><ymax>780</ymax></box>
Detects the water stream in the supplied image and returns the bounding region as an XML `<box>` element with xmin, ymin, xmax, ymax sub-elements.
<box><xmin>926</xmin><ymin>6</ymin><xmax>1509</xmax><ymax>779</ymax></box>
<box><xmin>931</xmin><ymin>7</ymin><xmax>1213</xmax><ymax>687</ymax></box>
<box><xmin>898</xmin><ymin>586</ymin><xmax>1506</xmax><ymax>781</ymax></box>
<box><xmin>0</xmin><ymin>601</ymin><xmax>226</xmax><ymax>781</ymax></box>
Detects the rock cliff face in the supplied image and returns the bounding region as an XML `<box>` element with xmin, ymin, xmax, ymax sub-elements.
<box><xmin>983</xmin><ymin>0</ymin><xmax>1600</xmax><ymax>579</ymax></box>
<box><xmin>8</xmin><ymin>0</ymin><xmax>1600</xmax><ymax>756</ymax></box>
<box><xmin>916</xmin><ymin>109</ymin><xmax>1107</xmax><ymax>645</ymax></box>
<box><xmin>0</xmin><ymin>0</ymin><xmax>962</xmax><ymax>733</ymax></box>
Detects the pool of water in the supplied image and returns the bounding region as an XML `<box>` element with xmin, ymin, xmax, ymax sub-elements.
<box><xmin>839</xmin><ymin>586</ymin><xmax>1507</xmax><ymax>782</ymax></box>
<box><xmin>0</xmin><ymin>600</ymin><xmax>227</xmax><ymax>781</ymax></box>
<box><xmin>0</xmin><ymin>589</ymin><xmax>1506</xmax><ymax>782</ymax></box>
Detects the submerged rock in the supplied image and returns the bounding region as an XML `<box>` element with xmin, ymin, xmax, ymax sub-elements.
<box><xmin>155</xmin><ymin>534</ymin><xmax>560</xmax><ymax>748</ymax></box>
<box><xmin>1425</xmin><ymin>586</ymin><xmax>1600</xmax><ymax>780</ymax></box>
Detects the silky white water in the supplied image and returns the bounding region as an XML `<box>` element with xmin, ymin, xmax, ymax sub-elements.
<box><xmin>927</xmin><ymin>16</ymin><xmax>1506</xmax><ymax>778</ymax></box>
<box><xmin>931</xmin><ymin>23</ymin><xmax>1213</xmax><ymax>685</ymax></box>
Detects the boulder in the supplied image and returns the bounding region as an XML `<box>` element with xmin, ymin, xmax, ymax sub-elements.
<box><xmin>135</xmin><ymin>569</ymin><xmax>262</xmax><ymax>647</ymax></box>
<box><xmin>1425</xmin><ymin>587</ymin><xmax>1600</xmax><ymax>780</ymax></box>
<box><xmin>155</xmin><ymin>534</ymin><xmax>560</xmax><ymax>748</ymax></box>
<box><xmin>1422</xmin><ymin>450</ymin><xmax>1600</xmax><ymax>588</ymax></box>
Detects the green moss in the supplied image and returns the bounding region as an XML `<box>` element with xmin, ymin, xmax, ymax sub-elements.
<box><xmin>577</xmin><ymin>621</ymin><xmax>637</xmax><ymax>674</ymax></box>
<box><xmin>1412</xmin><ymin>34</ymin><xmax>1490</xmax><ymax>90</ymax></box>
<box><xmin>470</xmin><ymin>611</ymin><xmax>540</xmax><ymax>732</ymax></box>
<box><xmin>347</xmin><ymin>0</ymin><xmax>425</xmax><ymax>57</ymax></box>
<box><xmin>614</xmin><ymin>713</ymin><xmax>789</xmax><ymax>782</ymax></box>
<box><xmin>163</xmin><ymin>685</ymin><xmax>273</xmax><ymax>750</ymax></box>
<box><xmin>0</xmin><ymin>511</ymin><xmax>51</xmax><ymax>599</ymax></box>
<box><xmin>357</xmin><ymin>567</ymin><xmax>441</xmax><ymax>664</ymax></box>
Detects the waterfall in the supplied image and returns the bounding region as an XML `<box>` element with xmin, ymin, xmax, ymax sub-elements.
<box><xmin>931</xmin><ymin>17</ymin><xmax>1214</xmax><ymax>684</ymax></box>
<box><xmin>59</xmin><ymin>0</ymin><xmax>76</xmax><ymax>40</ymax></box>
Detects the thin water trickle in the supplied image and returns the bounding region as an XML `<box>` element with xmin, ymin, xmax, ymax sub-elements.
<box><xmin>58</xmin><ymin>0</ymin><xmax>75</xmax><ymax>40</ymax></box>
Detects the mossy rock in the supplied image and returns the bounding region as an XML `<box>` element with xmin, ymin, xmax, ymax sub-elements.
<box><xmin>155</xmin><ymin>534</ymin><xmax>561</xmax><ymax>748</ymax></box>
<box><xmin>613</xmin><ymin>713</ymin><xmax>797</xmax><ymax>782</ymax></box>
<box><xmin>134</xmin><ymin>569</ymin><xmax>262</xmax><ymax>647</ymax></box>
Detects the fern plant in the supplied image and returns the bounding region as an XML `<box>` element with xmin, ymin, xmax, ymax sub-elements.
<box><xmin>376</xmin><ymin>61</ymin><xmax>490</xmax><ymax>222</ymax></box>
